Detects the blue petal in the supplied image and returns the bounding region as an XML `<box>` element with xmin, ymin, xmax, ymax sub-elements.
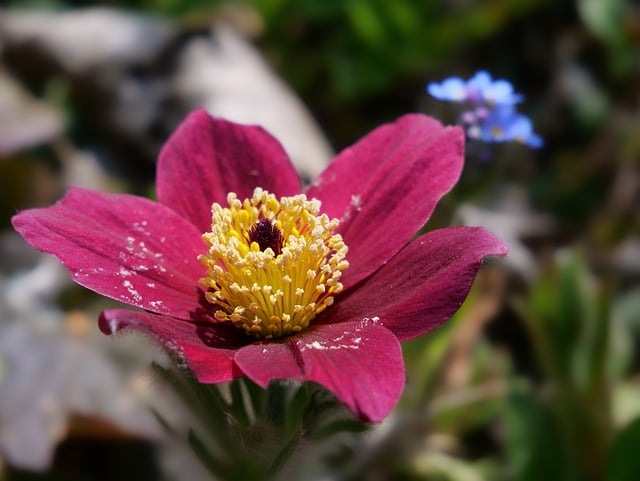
<box><xmin>476</xmin><ymin>107</ymin><xmax>543</xmax><ymax>148</ymax></box>
<box><xmin>508</xmin><ymin>116</ymin><xmax>544</xmax><ymax>148</ymax></box>
<box><xmin>427</xmin><ymin>77</ymin><xmax>467</xmax><ymax>102</ymax></box>
<box><xmin>466</xmin><ymin>71</ymin><xmax>492</xmax><ymax>90</ymax></box>
<box><xmin>485</xmin><ymin>80</ymin><xmax>523</xmax><ymax>105</ymax></box>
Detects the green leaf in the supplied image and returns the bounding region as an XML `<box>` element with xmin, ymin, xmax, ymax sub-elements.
<box><xmin>283</xmin><ymin>383</ymin><xmax>312</xmax><ymax>439</ymax></box>
<box><xmin>577</xmin><ymin>0</ymin><xmax>625</xmax><ymax>47</ymax></box>
<box><xmin>229</xmin><ymin>378</ymin><xmax>251</xmax><ymax>427</ymax></box>
<box><xmin>265</xmin><ymin>429</ymin><xmax>302</xmax><ymax>479</ymax></box>
<box><xmin>505</xmin><ymin>384</ymin><xmax>583</xmax><ymax>481</ymax></box>
<box><xmin>344</xmin><ymin>0</ymin><xmax>386</xmax><ymax>47</ymax></box>
<box><xmin>151</xmin><ymin>363</ymin><xmax>230</xmax><ymax>432</ymax></box>
<box><xmin>608</xmin><ymin>319</ymin><xmax>636</xmax><ymax>388</ymax></box>
<box><xmin>613</xmin><ymin>286</ymin><xmax>640</xmax><ymax>334</ymax></box>
<box><xmin>265</xmin><ymin>379</ymin><xmax>290</xmax><ymax>425</ymax></box>
<box><xmin>606</xmin><ymin>416</ymin><xmax>640</xmax><ymax>481</ymax></box>
<box><xmin>187</xmin><ymin>429</ymin><xmax>230</xmax><ymax>480</ymax></box>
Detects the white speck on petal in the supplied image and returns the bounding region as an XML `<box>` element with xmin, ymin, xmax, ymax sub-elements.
<box><xmin>149</xmin><ymin>300</ymin><xmax>164</xmax><ymax>310</ymax></box>
<box><xmin>307</xmin><ymin>341</ymin><xmax>326</xmax><ymax>350</ymax></box>
<box><xmin>301</xmin><ymin>338</ymin><xmax>360</xmax><ymax>351</ymax></box>
<box><xmin>118</xmin><ymin>266</ymin><xmax>133</xmax><ymax>277</ymax></box>
<box><xmin>350</xmin><ymin>195</ymin><xmax>362</xmax><ymax>212</ymax></box>
<box><xmin>132</xmin><ymin>221</ymin><xmax>151</xmax><ymax>236</ymax></box>
<box><xmin>362</xmin><ymin>316</ymin><xmax>380</xmax><ymax>326</ymax></box>
<box><xmin>122</xmin><ymin>280</ymin><xmax>142</xmax><ymax>303</ymax></box>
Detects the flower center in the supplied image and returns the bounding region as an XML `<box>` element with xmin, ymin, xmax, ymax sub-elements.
<box><xmin>199</xmin><ymin>188</ymin><xmax>349</xmax><ymax>339</ymax></box>
<box><xmin>248</xmin><ymin>218</ymin><xmax>283</xmax><ymax>256</ymax></box>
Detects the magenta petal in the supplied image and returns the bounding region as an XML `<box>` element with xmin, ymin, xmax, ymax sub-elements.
<box><xmin>234</xmin><ymin>320</ymin><xmax>404</xmax><ymax>422</ymax></box>
<box><xmin>329</xmin><ymin>226</ymin><xmax>508</xmax><ymax>341</ymax></box>
<box><xmin>12</xmin><ymin>188</ymin><xmax>209</xmax><ymax>320</ymax></box>
<box><xmin>306</xmin><ymin>114</ymin><xmax>464</xmax><ymax>288</ymax></box>
<box><xmin>100</xmin><ymin>309</ymin><xmax>248</xmax><ymax>383</ymax></box>
<box><xmin>156</xmin><ymin>109</ymin><xmax>302</xmax><ymax>233</ymax></box>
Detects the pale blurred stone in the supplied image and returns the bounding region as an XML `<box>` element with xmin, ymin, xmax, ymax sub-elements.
<box><xmin>0</xmin><ymin>8</ymin><xmax>333</xmax><ymax>180</ymax></box>
<box><xmin>0</xmin><ymin>8</ymin><xmax>176</xmax><ymax>73</ymax></box>
<box><xmin>457</xmin><ymin>186</ymin><xmax>555</xmax><ymax>279</ymax></box>
<box><xmin>0</xmin><ymin>70</ymin><xmax>63</xmax><ymax>155</ymax></box>
<box><xmin>0</xmin><ymin>233</ymin><xmax>160</xmax><ymax>470</ymax></box>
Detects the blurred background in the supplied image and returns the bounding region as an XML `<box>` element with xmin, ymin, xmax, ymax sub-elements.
<box><xmin>0</xmin><ymin>0</ymin><xmax>639</xmax><ymax>480</ymax></box>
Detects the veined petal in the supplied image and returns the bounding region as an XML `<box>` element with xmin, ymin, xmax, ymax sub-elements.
<box><xmin>327</xmin><ymin>226</ymin><xmax>508</xmax><ymax>341</ymax></box>
<box><xmin>99</xmin><ymin>309</ymin><xmax>248</xmax><ymax>383</ymax></box>
<box><xmin>306</xmin><ymin>114</ymin><xmax>464</xmax><ymax>289</ymax></box>
<box><xmin>12</xmin><ymin>188</ymin><xmax>209</xmax><ymax>320</ymax></box>
<box><xmin>156</xmin><ymin>109</ymin><xmax>301</xmax><ymax>233</ymax></box>
<box><xmin>234</xmin><ymin>320</ymin><xmax>404</xmax><ymax>422</ymax></box>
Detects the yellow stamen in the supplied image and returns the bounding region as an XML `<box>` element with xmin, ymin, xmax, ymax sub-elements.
<box><xmin>199</xmin><ymin>188</ymin><xmax>349</xmax><ymax>339</ymax></box>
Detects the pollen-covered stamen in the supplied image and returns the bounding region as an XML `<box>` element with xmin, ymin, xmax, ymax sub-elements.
<box><xmin>199</xmin><ymin>188</ymin><xmax>349</xmax><ymax>340</ymax></box>
<box><xmin>248</xmin><ymin>218</ymin><xmax>283</xmax><ymax>256</ymax></box>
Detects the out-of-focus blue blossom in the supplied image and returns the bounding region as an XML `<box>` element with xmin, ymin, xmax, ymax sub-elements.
<box><xmin>468</xmin><ymin>105</ymin><xmax>544</xmax><ymax>148</ymax></box>
<box><xmin>465</xmin><ymin>71</ymin><xmax>523</xmax><ymax>105</ymax></box>
<box><xmin>427</xmin><ymin>76</ymin><xmax>467</xmax><ymax>102</ymax></box>
<box><xmin>501</xmin><ymin>113</ymin><xmax>543</xmax><ymax>149</ymax></box>
<box><xmin>427</xmin><ymin>70</ymin><xmax>542</xmax><ymax>149</ymax></box>
<box><xmin>427</xmin><ymin>70</ymin><xmax>522</xmax><ymax>106</ymax></box>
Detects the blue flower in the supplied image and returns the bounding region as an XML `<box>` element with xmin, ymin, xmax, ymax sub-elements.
<box><xmin>473</xmin><ymin>105</ymin><xmax>543</xmax><ymax>148</ymax></box>
<box><xmin>427</xmin><ymin>70</ymin><xmax>542</xmax><ymax>149</ymax></box>
<box><xmin>465</xmin><ymin>71</ymin><xmax>523</xmax><ymax>105</ymax></box>
<box><xmin>427</xmin><ymin>70</ymin><xmax>522</xmax><ymax>106</ymax></box>
<box><xmin>427</xmin><ymin>76</ymin><xmax>467</xmax><ymax>102</ymax></box>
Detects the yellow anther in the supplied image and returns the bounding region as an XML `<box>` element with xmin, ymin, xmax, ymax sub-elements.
<box><xmin>199</xmin><ymin>188</ymin><xmax>349</xmax><ymax>339</ymax></box>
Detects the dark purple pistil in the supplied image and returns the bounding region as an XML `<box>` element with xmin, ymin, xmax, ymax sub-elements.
<box><xmin>248</xmin><ymin>219</ymin><xmax>283</xmax><ymax>256</ymax></box>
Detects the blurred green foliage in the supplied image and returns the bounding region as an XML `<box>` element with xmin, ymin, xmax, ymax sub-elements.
<box><xmin>514</xmin><ymin>252</ymin><xmax>613</xmax><ymax>480</ymax></box>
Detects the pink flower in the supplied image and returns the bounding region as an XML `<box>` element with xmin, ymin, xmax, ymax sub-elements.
<box><xmin>12</xmin><ymin>109</ymin><xmax>507</xmax><ymax>422</ymax></box>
